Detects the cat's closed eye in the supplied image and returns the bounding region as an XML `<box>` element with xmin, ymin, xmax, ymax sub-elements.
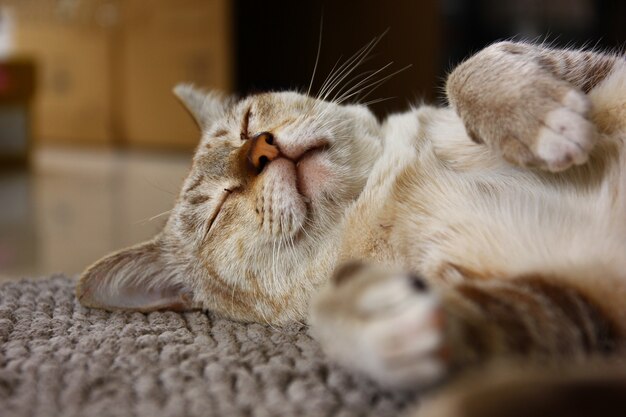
<box><xmin>202</xmin><ymin>187</ymin><xmax>235</xmax><ymax>241</ymax></box>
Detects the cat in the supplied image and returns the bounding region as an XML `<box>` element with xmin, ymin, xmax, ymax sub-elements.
<box><xmin>76</xmin><ymin>40</ymin><xmax>626</xmax><ymax>412</ymax></box>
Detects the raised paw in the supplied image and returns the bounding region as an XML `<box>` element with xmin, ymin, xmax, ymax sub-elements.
<box><xmin>310</xmin><ymin>263</ymin><xmax>449</xmax><ymax>388</ymax></box>
<box><xmin>447</xmin><ymin>43</ymin><xmax>599</xmax><ymax>172</ymax></box>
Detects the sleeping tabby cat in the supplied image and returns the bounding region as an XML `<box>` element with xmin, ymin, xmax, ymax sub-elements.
<box><xmin>77</xmin><ymin>41</ymin><xmax>626</xmax><ymax>414</ymax></box>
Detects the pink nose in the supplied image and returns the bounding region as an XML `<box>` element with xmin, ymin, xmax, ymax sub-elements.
<box><xmin>248</xmin><ymin>132</ymin><xmax>280</xmax><ymax>174</ymax></box>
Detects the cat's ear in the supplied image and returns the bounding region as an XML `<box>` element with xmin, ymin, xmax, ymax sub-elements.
<box><xmin>173</xmin><ymin>83</ymin><xmax>231</xmax><ymax>130</ymax></box>
<box><xmin>76</xmin><ymin>240</ymin><xmax>195</xmax><ymax>312</ymax></box>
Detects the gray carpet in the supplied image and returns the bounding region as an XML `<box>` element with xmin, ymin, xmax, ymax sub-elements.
<box><xmin>0</xmin><ymin>276</ymin><xmax>410</xmax><ymax>417</ymax></box>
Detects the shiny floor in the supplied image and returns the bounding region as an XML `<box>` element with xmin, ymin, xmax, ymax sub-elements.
<box><xmin>0</xmin><ymin>147</ymin><xmax>192</xmax><ymax>281</ymax></box>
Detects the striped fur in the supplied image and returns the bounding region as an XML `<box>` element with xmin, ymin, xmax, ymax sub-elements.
<box><xmin>445</xmin><ymin>277</ymin><xmax>616</xmax><ymax>365</ymax></box>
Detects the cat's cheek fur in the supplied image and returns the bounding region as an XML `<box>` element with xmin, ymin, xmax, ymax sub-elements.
<box><xmin>296</xmin><ymin>152</ymin><xmax>334</xmax><ymax>201</ymax></box>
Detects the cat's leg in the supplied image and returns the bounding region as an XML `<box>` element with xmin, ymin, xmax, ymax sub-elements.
<box><xmin>310</xmin><ymin>262</ymin><xmax>618</xmax><ymax>388</ymax></box>
<box><xmin>446</xmin><ymin>41</ymin><xmax>622</xmax><ymax>172</ymax></box>
<box><xmin>441</xmin><ymin>275</ymin><xmax>616</xmax><ymax>366</ymax></box>
<box><xmin>309</xmin><ymin>262</ymin><xmax>447</xmax><ymax>388</ymax></box>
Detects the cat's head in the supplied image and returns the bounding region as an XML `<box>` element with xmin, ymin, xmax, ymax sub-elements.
<box><xmin>76</xmin><ymin>86</ymin><xmax>381</xmax><ymax>324</ymax></box>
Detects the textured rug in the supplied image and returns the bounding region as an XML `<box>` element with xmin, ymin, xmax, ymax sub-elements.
<box><xmin>0</xmin><ymin>276</ymin><xmax>410</xmax><ymax>417</ymax></box>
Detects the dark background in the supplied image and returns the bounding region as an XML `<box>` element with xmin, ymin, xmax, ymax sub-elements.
<box><xmin>235</xmin><ymin>0</ymin><xmax>625</xmax><ymax>117</ymax></box>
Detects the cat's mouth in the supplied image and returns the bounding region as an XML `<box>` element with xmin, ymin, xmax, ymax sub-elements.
<box><xmin>258</xmin><ymin>139</ymin><xmax>332</xmax><ymax>210</ymax></box>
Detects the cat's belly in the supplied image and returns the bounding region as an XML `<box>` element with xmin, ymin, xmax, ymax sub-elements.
<box><xmin>389</xmin><ymin>163</ymin><xmax>626</xmax><ymax>284</ymax></box>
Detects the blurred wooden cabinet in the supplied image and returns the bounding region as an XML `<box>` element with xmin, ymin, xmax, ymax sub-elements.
<box><xmin>16</xmin><ymin>21</ymin><xmax>113</xmax><ymax>145</ymax></box>
<box><xmin>120</xmin><ymin>0</ymin><xmax>232</xmax><ymax>149</ymax></box>
<box><xmin>11</xmin><ymin>0</ymin><xmax>232</xmax><ymax>149</ymax></box>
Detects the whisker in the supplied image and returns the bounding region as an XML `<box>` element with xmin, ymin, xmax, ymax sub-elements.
<box><xmin>230</xmin><ymin>281</ymin><xmax>237</xmax><ymax>320</ymax></box>
<box><xmin>317</xmin><ymin>31</ymin><xmax>386</xmax><ymax>101</ymax></box>
<box><xmin>315</xmin><ymin>55</ymin><xmax>345</xmax><ymax>103</ymax></box>
<box><xmin>318</xmin><ymin>52</ymin><xmax>378</xmax><ymax>101</ymax></box>
<box><xmin>318</xmin><ymin>46</ymin><xmax>367</xmax><ymax>99</ymax></box>
<box><xmin>340</xmin><ymin>64</ymin><xmax>412</xmax><ymax>104</ymax></box>
<box><xmin>141</xmin><ymin>176</ymin><xmax>177</xmax><ymax>196</ymax></box>
<box><xmin>325</xmin><ymin>29</ymin><xmax>389</xmax><ymax>100</ymax></box>
<box><xmin>320</xmin><ymin>36</ymin><xmax>382</xmax><ymax>101</ymax></box>
<box><xmin>307</xmin><ymin>15</ymin><xmax>324</xmax><ymax>97</ymax></box>
<box><xmin>360</xmin><ymin>96</ymin><xmax>397</xmax><ymax>106</ymax></box>
<box><xmin>317</xmin><ymin>54</ymin><xmax>343</xmax><ymax>99</ymax></box>
<box><xmin>257</xmin><ymin>295</ymin><xmax>280</xmax><ymax>332</ymax></box>
<box><xmin>332</xmin><ymin>61</ymin><xmax>395</xmax><ymax>103</ymax></box>
<box><xmin>133</xmin><ymin>209</ymin><xmax>172</xmax><ymax>225</ymax></box>
<box><xmin>298</xmin><ymin>216</ymin><xmax>316</xmax><ymax>243</ymax></box>
<box><xmin>328</xmin><ymin>68</ymin><xmax>377</xmax><ymax>102</ymax></box>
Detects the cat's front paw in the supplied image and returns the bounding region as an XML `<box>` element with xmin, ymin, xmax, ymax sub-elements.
<box><xmin>310</xmin><ymin>263</ymin><xmax>449</xmax><ymax>388</ymax></box>
<box><xmin>449</xmin><ymin>45</ymin><xmax>599</xmax><ymax>172</ymax></box>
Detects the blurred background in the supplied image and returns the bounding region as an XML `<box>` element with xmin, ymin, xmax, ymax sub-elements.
<box><xmin>0</xmin><ymin>0</ymin><xmax>624</xmax><ymax>280</ymax></box>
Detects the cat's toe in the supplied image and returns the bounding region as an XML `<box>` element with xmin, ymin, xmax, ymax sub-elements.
<box><xmin>534</xmin><ymin>101</ymin><xmax>596</xmax><ymax>172</ymax></box>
